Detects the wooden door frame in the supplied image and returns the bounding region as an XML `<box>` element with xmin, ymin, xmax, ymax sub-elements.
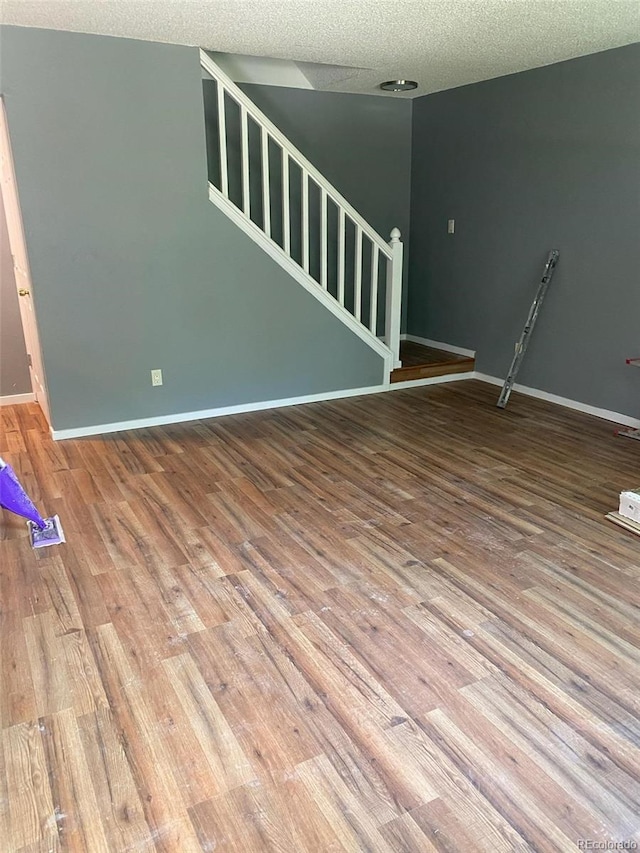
<box><xmin>0</xmin><ymin>95</ymin><xmax>51</xmax><ymax>426</ymax></box>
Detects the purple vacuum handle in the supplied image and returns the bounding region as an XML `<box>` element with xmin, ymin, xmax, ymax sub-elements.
<box><xmin>0</xmin><ymin>461</ymin><xmax>47</xmax><ymax>529</ymax></box>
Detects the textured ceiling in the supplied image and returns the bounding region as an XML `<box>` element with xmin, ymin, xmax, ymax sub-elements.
<box><xmin>1</xmin><ymin>0</ymin><xmax>639</xmax><ymax>97</ymax></box>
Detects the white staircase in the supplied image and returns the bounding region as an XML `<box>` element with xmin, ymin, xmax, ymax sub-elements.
<box><xmin>200</xmin><ymin>50</ymin><xmax>403</xmax><ymax>374</ymax></box>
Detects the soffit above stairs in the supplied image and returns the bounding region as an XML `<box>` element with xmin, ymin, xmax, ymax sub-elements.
<box><xmin>2</xmin><ymin>0</ymin><xmax>639</xmax><ymax>97</ymax></box>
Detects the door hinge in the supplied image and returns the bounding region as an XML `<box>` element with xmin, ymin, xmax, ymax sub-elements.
<box><xmin>27</xmin><ymin>354</ymin><xmax>32</xmax><ymax>367</ymax></box>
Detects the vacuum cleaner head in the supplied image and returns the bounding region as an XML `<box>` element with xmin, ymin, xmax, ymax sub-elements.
<box><xmin>28</xmin><ymin>515</ymin><xmax>66</xmax><ymax>549</ymax></box>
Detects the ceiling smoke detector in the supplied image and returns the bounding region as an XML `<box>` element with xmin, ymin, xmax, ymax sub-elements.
<box><xmin>379</xmin><ymin>79</ymin><xmax>418</xmax><ymax>92</ymax></box>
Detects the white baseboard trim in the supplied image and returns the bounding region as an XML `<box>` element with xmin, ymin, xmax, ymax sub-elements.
<box><xmin>50</xmin><ymin>371</ymin><xmax>639</xmax><ymax>440</ymax></box>
<box><xmin>401</xmin><ymin>334</ymin><xmax>476</xmax><ymax>359</ymax></box>
<box><xmin>50</xmin><ymin>384</ymin><xmax>387</xmax><ymax>439</ymax></box>
<box><xmin>475</xmin><ymin>373</ymin><xmax>640</xmax><ymax>429</ymax></box>
<box><xmin>50</xmin><ymin>372</ymin><xmax>479</xmax><ymax>440</ymax></box>
<box><xmin>0</xmin><ymin>392</ymin><xmax>35</xmax><ymax>406</ymax></box>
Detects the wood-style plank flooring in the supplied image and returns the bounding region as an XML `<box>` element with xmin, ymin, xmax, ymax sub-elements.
<box><xmin>1</xmin><ymin>380</ymin><xmax>639</xmax><ymax>852</ymax></box>
<box><xmin>391</xmin><ymin>342</ymin><xmax>475</xmax><ymax>383</ymax></box>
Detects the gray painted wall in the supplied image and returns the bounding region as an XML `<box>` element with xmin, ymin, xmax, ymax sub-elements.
<box><xmin>0</xmin><ymin>26</ymin><xmax>385</xmax><ymax>432</ymax></box>
<box><xmin>409</xmin><ymin>44</ymin><xmax>640</xmax><ymax>419</ymax></box>
<box><xmin>236</xmin><ymin>84</ymin><xmax>413</xmax><ymax>329</ymax></box>
<box><xmin>0</xmin><ymin>198</ymin><xmax>31</xmax><ymax>396</ymax></box>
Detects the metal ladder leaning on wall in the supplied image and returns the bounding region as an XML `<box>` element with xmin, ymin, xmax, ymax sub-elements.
<box><xmin>497</xmin><ymin>250</ymin><xmax>560</xmax><ymax>409</ymax></box>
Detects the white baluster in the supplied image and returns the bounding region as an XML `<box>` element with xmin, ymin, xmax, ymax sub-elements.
<box><xmin>240</xmin><ymin>106</ymin><xmax>250</xmax><ymax>216</ymax></box>
<box><xmin>282</xmin><ymin>151</ymin><xmax>290</xmax><ymax>254</ymax></box>
<box><xmin>320</xmin><ymin>189</ymin><xmax>328</xmax><ymax>289</ymax></box>
<box><xmin>354</xmin><ymin>225</ymin><xmax>363</xmax><ymax>321</ymax></box>
<box><xmin>302</xmin><ymin>170</ymin><xmax>309</xmax><ymax>273</ymax></box>
<box><xmin>385</xmin><ymin>227</ymin><xmax>403</xmax><ymax>368</ymax></box>
<box><xmin>338</xmin><ymin>208</ymin><xmax>346</xmax><ymax>306</ymax></box>
<box><xmin>217</xmin><ymin>81</ymin><xmax>228</xmax><ymax>197</ymax></box>
<box><xmin>261</xmin><ymin>127</ymin><xmax>271</xmax><ymax>238</ymax></box>
<box><xmin>369</xmin><ymin>243</ymin><xmax>379</xmax><ymax>334</ymax></box>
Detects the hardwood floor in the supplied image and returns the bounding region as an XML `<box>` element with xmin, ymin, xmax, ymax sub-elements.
<box><xmin>391</xmin><ymin>342</ymin><xmax>475</xmax><ymax>383</ymax></box>
<box><xmin>1</xmin><ymin>380</ymin><xmax>639</xmax><ymax>852</ymax></box>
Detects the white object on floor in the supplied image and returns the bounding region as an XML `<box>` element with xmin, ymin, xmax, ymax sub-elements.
<box><xmin>619</xmin><ymin>489</ymin><xmax>640</xmax><ymax>523</ymax></box>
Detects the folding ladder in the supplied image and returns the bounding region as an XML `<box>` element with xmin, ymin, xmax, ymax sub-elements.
<box><xmin>497</xmin><ymin>250</ymin><xmax>559</xmax><ymax>409</ymax></box>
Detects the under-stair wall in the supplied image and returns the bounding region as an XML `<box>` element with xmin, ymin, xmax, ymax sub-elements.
<box><xmin>0</xmin><ymin>26</ymin><xmax>389</xmax><ymax>435</ymax></box>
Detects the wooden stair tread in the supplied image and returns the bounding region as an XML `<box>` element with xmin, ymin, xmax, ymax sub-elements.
<box><xmin>391</xmin><ymin>357</ymin><xmax>475</xmax><ymax>383</ymax></box>
<box><xmin>390</xmin><ymin>340</ymin><xmax>475</xmax><ymax>383</ymax></box>
<box><xmin>398</xmin><ymin>341</ymin><xmax>471</xmax><ymax>368</ymax></box>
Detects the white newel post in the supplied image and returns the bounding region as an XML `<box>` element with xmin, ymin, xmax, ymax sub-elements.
<box><xmin>385</xmin><ymin>227</ymin><xmax>403</xmax><ymax>368</ymax></box>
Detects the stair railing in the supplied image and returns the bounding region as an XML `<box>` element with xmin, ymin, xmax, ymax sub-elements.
<box><xmin>200</xmin><ymin>50</ymin><xmax>403</xmax><ymax>368</ymax></box>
